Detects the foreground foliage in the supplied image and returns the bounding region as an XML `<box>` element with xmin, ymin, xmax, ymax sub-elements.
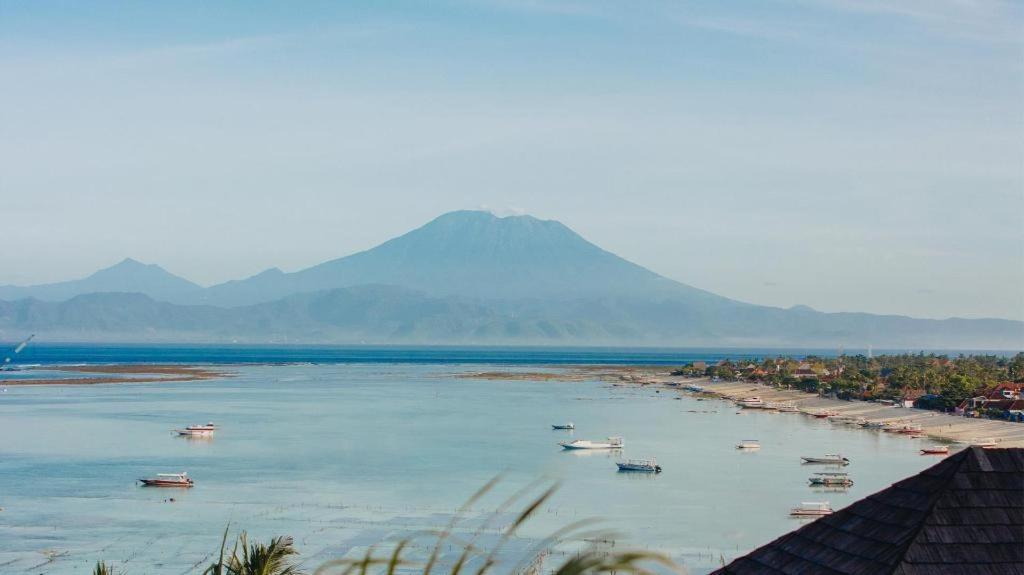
<box><xmin>96</xmin><ymin>480</ymin><xmax>678</xmax><ymax>575</ymax></box>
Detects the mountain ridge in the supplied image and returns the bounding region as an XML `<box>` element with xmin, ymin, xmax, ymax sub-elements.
<box><xmin>0</xmin><ymin>258</ymin><xmax>202</xmax><ymax>303</ymax></box>
<box><xmin>0</xmin><ymin>210</ymin><xmax>1019</xmax><ymax>348</ymax></box>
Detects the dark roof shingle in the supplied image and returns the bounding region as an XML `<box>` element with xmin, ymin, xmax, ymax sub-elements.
<box><xmin>713</xmin><ymin>448</ymin><xmax>1024</xmax><ymax>575</ymax></box>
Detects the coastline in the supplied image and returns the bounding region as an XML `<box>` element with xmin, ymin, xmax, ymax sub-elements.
<box><xmin>0</xmin><ymin>364</ymin><xmax>233</xmax><ymax>386</ymax></box>
<box><xmin>599</xmin><ymin>368</ymin><xmax>1024</xmax><ymax>449</ymax></box>
<box><xmin>6</xmin><ymin>361</ymin><xmax>1023</xmax><ymax>448</ymax></box>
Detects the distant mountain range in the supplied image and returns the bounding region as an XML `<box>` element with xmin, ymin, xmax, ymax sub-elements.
<box><xmin>0</xmin><ymin>211</ymin><xmax>1020</xmax><ymax>348</ymax></box>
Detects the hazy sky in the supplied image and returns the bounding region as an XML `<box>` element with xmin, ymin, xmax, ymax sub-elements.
<box><xmin>1</xmin><ymin>1</ymin><xmax>1021</xmax><ymax>320</ymax></box>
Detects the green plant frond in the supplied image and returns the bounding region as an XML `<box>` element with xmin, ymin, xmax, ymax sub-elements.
<box><xmin>506</xmin><ymin>519</ymin><xmax>609</xmax><ymax>575</ymax></box>
<box><xmin>552</xmin><ymin>550</ymin><xmax>679</xmax><ymax>575</ymax></box>
<box><xmin>473</xmin><ymin>482</ymin><xmax>560</xmax><ymax>575</ymax></box>
<box><xmin>425</xmin><ymin>474</ymin><xmax>502</xmax><ymax>575</ymax></box>
<box><xmin>93</xmin><ymin>560</ymin><xmax>116</xmax><ymax>575</ymax></box>
<box><xmin>224</xmin><ymin>530</ymin><xmax>302</xmax><ymax>575</ymax></box>
<box><xmin>386</xmin><ymin>540</ymin><xmax>410</xmax><ymax>575</ymax></box>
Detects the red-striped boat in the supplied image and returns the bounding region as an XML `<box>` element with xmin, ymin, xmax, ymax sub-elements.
<box><xmin>139</xmin><ymin>472</ymin><xmax>194</xmax><ymax>487</ymax></box>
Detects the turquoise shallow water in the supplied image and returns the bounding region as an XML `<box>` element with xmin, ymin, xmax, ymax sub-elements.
<box><xmin>0</xmin><ymin>364</ymin><xmax>943</xmax><ymax>574</ymax></box>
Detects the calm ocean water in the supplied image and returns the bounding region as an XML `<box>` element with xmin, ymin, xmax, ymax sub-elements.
<box><xmin>0</xmin><ymin>353</ymin><xmax>947</xmax><ymax>574</ymax></box>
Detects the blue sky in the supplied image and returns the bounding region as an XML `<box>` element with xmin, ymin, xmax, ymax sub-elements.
<box><xmin>1</xmin><ymin>0</ymin><xmax>1021</xmax><ymax>320</ymax></box>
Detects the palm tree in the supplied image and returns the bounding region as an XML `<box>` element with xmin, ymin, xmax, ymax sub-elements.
<box><xmin>226</xmin><ymin>532</ymin><xmax>302</xmax><ymax>575</ymax></box>
<box><xmin>93</xmin><ymin>561</ymin><xmax>117</xmax><ymax>575</ymax></box>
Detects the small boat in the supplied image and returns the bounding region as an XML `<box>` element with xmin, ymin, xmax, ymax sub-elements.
<box><xmin>920</xmin><ymin>446</ymin><xmax>949</xmax><ymax>455</ymax></box>
<box><xmin>810</xmin><ymin>410</ymin><xmax>839</xmax><ymax>419</ymax></box>
<box><xmin>808</xmin><ymin>472</ymin><xmax>853</xmax><ymax>487</ymax></box>
<box><xmin>685</xmin><ymin>384</ymin><xmax>705</xmax><ymax>392</ymax></box>
<box><xmin>801</xmin><ymin>454</ymin><xmax>850</xmax><ymax>465</ymax></box>
<box><xmin>970</xmin><ymin>438</ymin><xmax>999</xmax><ymax>448</ymax></box>
<box><xmin>738</xmin><ymin>397</ymin><xmax>766</xmax><ymax>408</ymax></box>
<box><xmin>860</xmin><ymin>421</ymin><xmax>887</xmax><ymax>429</ymax></box>
<box><xmin>736</xmin><ymin>439</ymin><xmax>761</xmax><ymax>449</ymax></box>
<box><xmin>776</xmin><ymin>403</ymin><xmax>798</xmax><ymax>413</ymax></box>
<box><xmin>790</xmin><ymin>501</ymin><xmax>833</xmax><ymax>517</ymax></box>
<box><xmin>616</xmin><ymin>458</ymin><xmax>662</xmax><ymax>473</ymax></box>
<box><xmin>175</xmin><ymin>422</ymin><xmax>216</xmax><ymax>436</ymax></box>
<box><xmin>139</xmin><ymin>472</ymin><xmax>194</xmax><ymax>488</ymax></box>
<box><xmin>551</xmin><ymin>423</ymin><xmax>575</xmax><ymax>430</ymax></box>
<box><xmin>559</xmin><ymin>437</ymin><xmax>624</xmax><ymax>450</ymax></box>
<box><xmin>892</xmin><ymin>425</ymin><xmax>923</xmax><ymax>434</ymax></box>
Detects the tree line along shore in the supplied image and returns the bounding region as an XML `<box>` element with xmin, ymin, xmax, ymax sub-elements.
<box><xmin>670</xmin><ymin>352</ymin><xmax>1024</xmax><ymax>421</ymax></box>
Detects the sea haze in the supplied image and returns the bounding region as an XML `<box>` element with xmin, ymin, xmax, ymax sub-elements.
<box><xmin>0</xmin><ymin>363</ymin><xmax>945</xmax><ymax>575</ymax></box>
<box><xmin>0</xmin><ymin>211</ymin><xmax>1020</xmax><ymax>348</ymax></box>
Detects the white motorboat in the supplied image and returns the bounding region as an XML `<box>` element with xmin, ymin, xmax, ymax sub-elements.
<box><xmin>775</xmin><ymin>403</ymin><xmax>798</xmax><ymax>413</ymax></box>
<box><xmin>736</xmin><ymin>439</ymin><xmax>761</xmax><ymax>449</ymax></box>
<box><xmin>801</xmin><ymin>454</ymin><xmax>850</xmax><ymax>465</ymax></box>
<box><xmin>175</xmin><ymin>422</ymin><xmax>216</xmax><ymax>437</ymax></box>
<box><xmin>789</xmin><ymin>501</ymin><xmax>833</xmax><ymax>516</ymax></box>
<box><xmin>139</xmin><ymin>472</ymin><xmax>194</xmax><ymax>488</ymax></box>
<box><xmin>551</xmin><ymin>423</ymin><xmax>575</xmax><ymax>430</ymax></box>
<box><xmin>559</xmin><ymin>436</ymin><xmax>623</xmax><ymax>450</ymax></box>
<box><xmin>808</xmin><ymin>472</ymin><xmax>853</xmax><ymax>487</ymax></box>
<box><xmin>738</xmin><ymin>397</ymin><xmax>766</xmax><ymax>408</ymax></box>
<box><xmin>616</xmin><ymin>458</ymin><xmax>661</xmax><ymax>473</ymax></box>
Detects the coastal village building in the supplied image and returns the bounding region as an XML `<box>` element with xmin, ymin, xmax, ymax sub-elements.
<box><xmin>714</xmin><ymin>447</ymin><xmax>1024</xmax><ymax>574</ymax></box>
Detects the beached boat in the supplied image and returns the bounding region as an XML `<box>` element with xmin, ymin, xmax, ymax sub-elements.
<box><xmin>685</xmin><ymin>384</ymin><xmax>705</xmax><ymax>392</ymax></box>
<box><xmin>736</xmin><ymin>439</ymin><xmax>761</xmax><ymax>449</ymax></box>
<box><xmin>810</xmin><ymin>410</ymin><xmax>839</xmax><ymax>419</ymax></box>
<box><xmin>790</xmin><ymin>501</ymin><xmax>834</xmax><ymax>516</ymax></box>
<box><xmin>559</xmin><ymin>437</ymin><xmax>623</xmax><ymax>450</ymax></box>
<box><xmin>174</xmin><ymin>422</ymin><xmax>216</xmax><ymax>437</ymax></box>
<box><xmin>970</xmin><ymin>438</ymin><xmax>999</xmax><ymax>448</ymax></box>
<box><xmin>920</xmin><ymin>446</ymin><xmax>949</xmax><ymax>455</ymax></box>
<box><xmin>808</xmin><ymin>472</ymin><xmax>853</xmax><ymax>487</ymax></box>
<box><xmin>859</xmin><ymin>421</ymin><xmax>888</xmax><ymax>430</ymax></box>
<box><xmin>801</xmin><ymin>454</ymin><xmax>850</xmax><ymax>465</ymax></box>
<box><xmin>551</xmin><ymin>423</ymin><xmax>575</xmax><ymax>430</ymax></box>
<box><xmin>889</xmin><ymin>425</ymin><xmax>923</xmax><ymax>434</ymax></box>
<box><xmin>738</xmin><ymin>397</ymin><xmax>766</xmax><ymax>408</ymax></box>
<box><xmin>775</xmin><ymin>403</ymin><xmax>798</xmax><ymax>413</ymax></box>
<box><xmin>139</xmin><ymin>472</ymin><xmax>193</xmax><ymax>487</ymax></box>
<box><xmin>616</xmin><ymin>458</ymin><xmax>662</xmax><ymax>473</ymax></box>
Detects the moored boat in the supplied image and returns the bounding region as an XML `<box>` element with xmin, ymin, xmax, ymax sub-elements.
<box><xmin>175</xmin><ymin>422</ymin><xmax>216</xmax><ymax>436</ymax></box>
<box><xmin>808</xmin><ymin>472</ymin><xmax>853</xmax><ymax>487</ymax></box>
<box><xmin>775</xmin><ymin>403</ymin><xmax>798</xmax><ymax>413</ymax></box>
<box><xmin>559</xmin><ymin>436</ymin><xmax>623</xmax><ymax>450</ymax></box>
<box><xmin>969</xmin><ymin>438</ymin><xmax>999</xmax><ymax>448</ymax></box>
<box><xmin>801</xmin><ymin>454</ymin><xmax>850</xmax><ymax>465</ymax></box>
<box><xmin>920</xmin><ymin>446</ymin><xmax>949</xmax><ymax>455</ymax></box>
<box><xmin>551</xmin><ymin>423</ymin><xmax>575</xmax><ymax>430</ymax></box>
<box><xmin>139</xmin><ymin>472</ymin><xmax>193</xmax><ymax>487</ymax></box>
<box><xmin>738</xmin><ymin>397</ymin><xmax>766</xmax><ymax>408</ymax></box>
<box><xmin>736</xmin><ymin>439</ymin><xmax>761</xmax><ymax>449</ymax></box>
<box><xmin>810</xmin><ymin>410</ymin><xmax>839</xmax><ymax>419</ymax></box>
<box><xmin>616</xmin><ymin>458</ymin><xmax>661</xmax><ymax>473</ymax></box>
<box><xmin>790</xmin><ymin>501</ymin><xmax>833</xmax><ymax>516</ymax></box>
<box><xmin>860</xmin><ymin>421</ymin><xmax>887</xmax><ymax>429</ymax></box>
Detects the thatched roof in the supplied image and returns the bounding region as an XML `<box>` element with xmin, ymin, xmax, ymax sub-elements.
<box><xmin>713</xmin><ymin>447</ymin><xmax>1024</xmax><ymax>574</ymax></box>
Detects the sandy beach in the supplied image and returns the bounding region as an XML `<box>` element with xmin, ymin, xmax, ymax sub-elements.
<box><xmin>458</xmin><ymin>365</ymin><xmax>1024</xmax><ymax>448</ymax></box>
<box><xmin>606</xmin><ymin>369</ymin><xmax>1024</xmax><ymax>449</ymax></box>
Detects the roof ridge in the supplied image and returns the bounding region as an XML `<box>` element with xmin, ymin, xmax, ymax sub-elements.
<box><xmin>887</xmin><ymin>446</ymin><xmax>977</xmax><ymax>573</ymax></box>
